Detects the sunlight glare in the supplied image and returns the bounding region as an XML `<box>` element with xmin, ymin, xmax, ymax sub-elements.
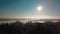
<box><xmin>37</xmin><ymin>6</ymin><xmax>42</xmax><ymax>11</ymax></box>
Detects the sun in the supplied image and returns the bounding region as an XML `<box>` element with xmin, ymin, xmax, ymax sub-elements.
<box><xmin>37</xmin><ymin>6</ymin><xmax>42</xmax><ymax>11</ymax></box>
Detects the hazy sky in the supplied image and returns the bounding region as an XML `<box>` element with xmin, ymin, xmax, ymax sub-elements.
<box><xmin>0</xmin><ymin>0</ymin><xmax>60</xmax><ymax>18</ymax></box>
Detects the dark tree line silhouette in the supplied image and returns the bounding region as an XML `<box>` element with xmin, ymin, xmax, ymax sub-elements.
<box><xmin>0</xmin><ymin>21</ymin><xmax>60</xmax><ymax>34</ymax></box>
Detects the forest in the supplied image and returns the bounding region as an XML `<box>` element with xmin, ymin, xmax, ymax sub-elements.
<box><xmin>0</xmin><ymin>20</ymin><xmax>60</xmax><ymax>34</ymax></box>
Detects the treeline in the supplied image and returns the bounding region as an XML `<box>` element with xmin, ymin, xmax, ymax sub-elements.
<box><xmin>0</xmin><ymin>21</ymin><xmax>60</xmax><ymax>34</ymax></box>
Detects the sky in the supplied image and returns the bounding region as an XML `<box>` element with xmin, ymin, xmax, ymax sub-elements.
<box><xmin>0</xmin><ymin>0</ymin><xmax>60</xmax><ymax>18</ymax></box>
